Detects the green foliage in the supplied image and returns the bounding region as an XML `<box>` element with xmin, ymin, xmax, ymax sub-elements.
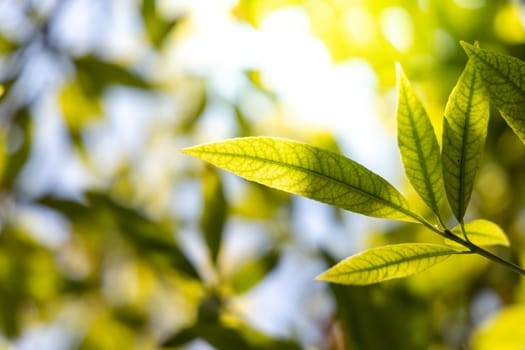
<box><xmin>185</xmin><ymin>43</ymin><xmax>525</xmax><ymax>285</ymax></box>
<box><xmin>200</xmin><ymin>166</ymin><xmax>227</xmax><ymax>264</ymax></box>
<box><xmin>462</xmin><ymin>41</ymin><xmax>525</xmax><ymax>144</ymax></box>
<box><xmin>228</xmin><ymin>249</ymin><xmax>280</xmax><ymax>294</ymax></box>
<box><xmin>316</xmin><ymin>243</ymin><xmax>460</xmax><ymax>285</ymax></box>
<box><xmin>2</xmin><ymin>1</ymin><xmax>525</xmax><ymax>348</ymax></box>
<box><xmin>183</xmin><ymin>137</ymin><xmax>418</xmax><ymax>222</ymax></box>
<box><xmin>446</xmin><ymin>219</ymin><xmax>510</xmax><ymax>248</ymax></box>
<box><xmin>141</xmin><ymin>0</ymin><xmax>179</xmax><ymax>48</ymax></box>
<box><xmin>442</xmin><ymin>59</ymin><xmax>489</xmax><ymax>222</ymax></box>
<box><xmin>396</xmin><ymin>64</ymin><xmax>445</xmax><ymax>218</ymax></box>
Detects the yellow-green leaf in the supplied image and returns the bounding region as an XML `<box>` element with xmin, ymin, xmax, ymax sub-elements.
<box><xmin>316</xmin><ymin>243</ymin><xmax>460</xmax><ymax>285</ymax></box>
<box><xmin>183</xmin><ymin>137</ymin><xmax>418</xmax><ymax>222</ymax></box>
<box><xmin>462</xmin><ymin>41</ymin><xmax>525</xmax><ymax>144</ymax></box>
<box><xmin>471</xmin><ymin>305</ymin><xmax>525</xmax><ymax>350</ymax></box>
<box><xmin>396</xmin><ymin>64</ymin><xmax>445</xmax><ymax>216</ymax></box>
<box><xmin>445</xmin><ymin>219</ymin><xmax>510</xmax><ymax>248</ymax></box>
<box><xmin>442</xmin><ymin>60</ymin><xmax>489</xmax><ymax>221</ymax></box>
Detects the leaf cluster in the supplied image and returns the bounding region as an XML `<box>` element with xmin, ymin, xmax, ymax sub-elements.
<box><xmin>184</xmin><ymin>42</ymin><xmax>525</xmax><ymax>285</ymax></box>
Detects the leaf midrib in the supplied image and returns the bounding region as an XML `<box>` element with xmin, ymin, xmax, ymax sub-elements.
<box><xmin>401</xmin><ymin>85</ymin><xmax>440</xmax><ymax>212</ymax></box>
<box><xmin>457</xmin><ymin>69</ymin><xmax>477</xmax><ymax>220</ymax></box>
<box><xmin>326</xmin><ymin>248</ymin><xmax>457</xmax><ymax>277</ymax></box>
<box><xmin>197</xmin><ymin>149</ymin><xmax>417</xmax><ymax>219</ymax></box>
<box><xmin>470</xmin><ymin>48</ymin><xmax>524</xmax><ymax>95</ymax></box>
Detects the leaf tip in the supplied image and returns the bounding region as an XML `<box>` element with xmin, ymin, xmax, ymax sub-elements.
<box><xmin>395</xmin><ymin>62</ymin><xmax>405</xmax><ymax>82</ymax></box>
<box><xmin>460</xmin><ymin>41</ymin><xmax>475</xmax><ymax>55</ymax></box>
<box><xmin>315</xmin><ymin>270</ymin><xmax>332</xmax><ymax>283</ymax></box>
<box><xmin>181</xmin><ymin>145</ymin><xmax>201</xmax><ymax>157</ymax></box>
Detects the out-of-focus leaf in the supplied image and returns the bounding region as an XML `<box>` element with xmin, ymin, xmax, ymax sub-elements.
<box><xmin>163</xmin><ymin>294</ymin><xmax>300</xmax><ymax>349</ymax></box>
<box><xmin>445</xmin><ymin>219</ymin><xmax>510</xmax><ymax>248</ymax></box>
<box><xmin>78</xmin><ymin>308</ymin><xmax>147</xmax><ymax>350</ymax></box>
<box><xmin>75</xmin><ymin>57</ymin><xmax>150</xmax><ymax>92</ymax></box>
<box><xmin>462</xmin><ymin>42</ymin><xmax>525</xmax><ymax>144</ymax></box>
<box><xmin>40</xmin><ymin>193</ymin><xmax>200</xmax><ymax>280</ymax></box>
<box><xmin>442</xmin><ymin>59</ymin><xmax>489</xmax><ymax>221</ymax></box>
<box><xmin>0</xmin><ymin>109</ymin><xmax>31</xmax><ymax>190</ymax></box>
<box><xmin>229</xmin><ymin>250</ymin><xmax>280</xmax><ymax>294</ymax></box>
<box><xmin>0</xmin><ymin>34</ymin><xmax>16</xmax><ymax>54</ymax></box>
<box><xmin>396</xmin><ymin>64</ymin><xmax>445</xmax><ymax>217</ymax></box>
<box><xmin>0</xmin><ymin>225</ymin><xmax>61</xmax><ymax>337</ymax></box>
<box><xmin>162</xmin><ymin>320</ymin><xmax>301</xmax><ymax>350</ymax></box>
<box><xmin>471</xmin><ymin>304</ymin><xmax>525</xmax><ymax>350</ymax></box>
<box><xmin>201</xmin><ymin>166</ymin><xmax>227</xmax><ymax>264</ymax></box>
<box><xmin>58</xmin><ymin>80</ymin><xmax>102</xmax><ymax>143</ymax></box>
<box><xmin>234</xmin><ymin>105</ymin><xmax>252</xmax><ymax>137</ymax></box>
<box><xmin>232</xmin><ymin>182</ymin><xmax>290</xmax><ymax>220</ymax></box>
<box><xmin>86</xmin><ymin>193</ymin><xmax>200</xmax><ymax>279</ymax></box>
<box><xmin>317</xmin><ymin>243</ymin><xmax>461</xmax><ymax>285</ymax></box>
<box><xmin>141</xmin><ymin>0</ymin><xmax>180</xmax><ymax>48</ymax></box>
<box><xmin>183</xmin><ymin>137</ymin><xmax>419</xmax><ymax>222</ymax></box>
<box><xmin>177</xmin><ymin>82</ymin><xmax>207</xmax><ymax>133</ymax></box>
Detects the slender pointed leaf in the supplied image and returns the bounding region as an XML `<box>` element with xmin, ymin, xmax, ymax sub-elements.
<box><xmin>442</xmin><ymin>60</ymin><xmax>489</xmax><ymax>221</ymax></box>
<box><xmin>396</xmin><ymin>64</ymin><xmax>445</xmax><ymax>216</ymax></box>
<box><xmin>445</xmin><ymin>219</ymin><xmax>510</xmax><ymax>248</ymax></box>
<box><xmin>183</xmin><ymin>137</ymin><xmax>418</xmax><ymax>222</ymax></box>
<box><xmin>230</xmin><ymin>250</ymin><xmax>280</xmax><ymax>294</ymax></box>
<box><xmin>316</xmin><ymin>243</ymin><xmax>460</xmax><ymax>285</ymax></box>
<box><xmin>201</xmin><ymin>166</ymin><xmax>227</xmax><ymax>264</ymax></box>
<box><xmin>462</xmin><ymin>42</ymin><xmax>525</xmax><ymax>144</ymax></box>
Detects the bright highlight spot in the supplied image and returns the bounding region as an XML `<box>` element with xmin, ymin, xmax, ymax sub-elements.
<box><xmin>454</xmin><ymin>0</ymin><xmax>485</xmax><ymax>9</ymax></box>
<box><xmin>342</xmin><ymin>6</ymin><xmax>376</xmax><ymax>45</ymax></box>
<box><xmin>494</xmin><ymin>3</ymin><xmax>525</xmax><ymax>43</ymax></box>
<box><xmin>380</xmin><ymin>7</ymin><xmax>413</xmax><ymax>52</ymax></box>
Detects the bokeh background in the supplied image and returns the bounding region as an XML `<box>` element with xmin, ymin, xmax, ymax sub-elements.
<box><xmin>1</xmin><ymin>0</ymin><xmax>525</xmax><ymax>349</ymax></box>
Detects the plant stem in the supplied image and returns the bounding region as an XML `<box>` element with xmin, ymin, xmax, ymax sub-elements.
<box><xmin>412</xmin><ymin>214</ymin><xmax>525</xmax><ymax>276</ymax></box>
<box><xmin>443</xmin><ymin>229</ymin><xmax>525</xmax><ymax>275</ymax></box>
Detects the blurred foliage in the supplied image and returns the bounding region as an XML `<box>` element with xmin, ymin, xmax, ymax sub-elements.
<box><xmin>0</xmin><ymin>0</ymin><xmax>524</xmax><ymax>349</ymax></box>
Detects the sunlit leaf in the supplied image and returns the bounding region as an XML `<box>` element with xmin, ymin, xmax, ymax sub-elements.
<box><xmin>462</xmin><ymin>41</ymin><xmax>525</xmax><ymax>144</ymax></box>
<box><xmin>321</xmin><ymin>251</ymin><xmax>433</xmax><ymax>349</ymax></box>
<box><xmin>316</xmin><ymin>243</ymin><xmax>461</xmax><ymax>285</ymax></box>
<box><xmin>442</xmin><ymin>60</ymin><xmax>489</xmax><ymax>221</ymax></box>
<box><xmin>183</xmin><ymin>137</ymin><xmax>419</xmax><ymax>222</ymax></box>
<box><xmin>396</xmin><ymin>64</ymin><xmax>445</xmax><ymax>216</ymax></box>
<box><xmin>229</xmin><ymin>250</ymin><xmax>280</xmax><ymax>294</ymax></box>
<box><xmin>445</xmin><ymin>219</ymin><xmax>509</xmax><ymax>248</ymax></box>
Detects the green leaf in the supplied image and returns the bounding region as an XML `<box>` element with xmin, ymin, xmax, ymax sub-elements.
<box><xmin>396</xmin><ymin>64</ymin><xmax>445</xmax><ymax>216</ymax></box>
<box><xmin>462</xmin><ymin>41</ymin><xmax>525</xmax><ymax>144</ymax></box>
<box><xmin>75</xmin><ymin>57</ymin><xmax>150</xmax><ymax>92</ymax></box>
<box><xmin>201</xmin><ymin>166</ymin><xmax>227</xmax><ymax>264</ymax></box>
<box><xmin>141</xmin><ymin>0</ymin><xmax>179</xmax><ymax>48</ymax></box>
<box><xmin>229</xmin><ymin>250</ymin><xmax>280</xmax><ymax>294</ymax></box>
<box><xmin>442</xmin><ymin>60</ymin><xmax>489</xmax><ymax>221</ymax></box>
<box><xmin>182</xmin><ymin>137</ymin><xmax>418</xmax><ymax>222</ymax></box>
<box><xmin>316</xmin><ymin>243</ymin><xmax>460</xmax><ymax>285</ymax></box>
<box><xmin>0</xmin><ymin>109</ymin><xmax>31</xmax><ymax>190</ymax></box>
<box><xmin>445</xmin><ymin>219</ymin><xmax>510</xmax><ymax>248</ymax></box>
